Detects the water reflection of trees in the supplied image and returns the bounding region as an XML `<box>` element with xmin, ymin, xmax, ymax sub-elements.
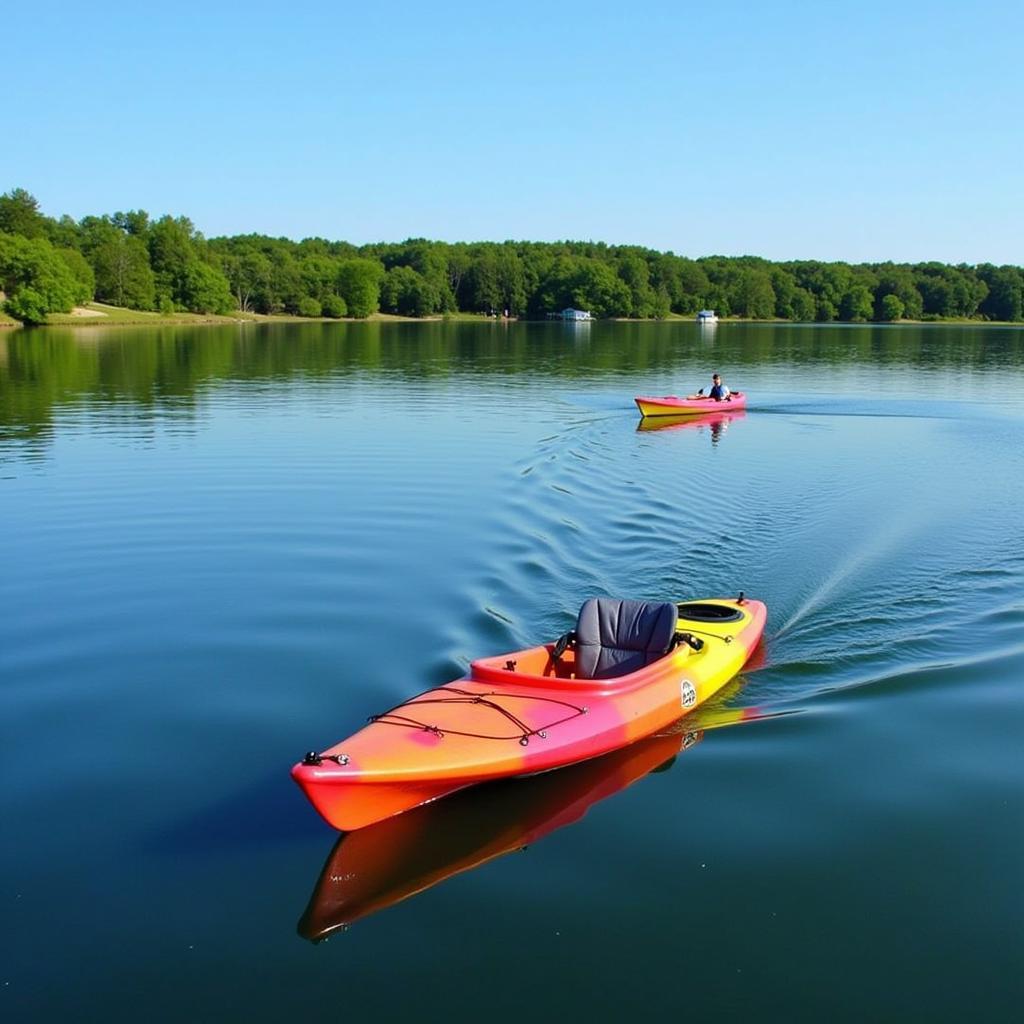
<box><xmin>1</xmin><ymin>323</ymin><xmax>1021</xmax><ymax>454</ymax></box>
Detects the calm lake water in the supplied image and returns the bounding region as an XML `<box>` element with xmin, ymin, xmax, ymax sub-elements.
<box><xmin>2</xmin><ymin>320</ymin><xmax>1023</xmax><ymax>1022</ymax></box>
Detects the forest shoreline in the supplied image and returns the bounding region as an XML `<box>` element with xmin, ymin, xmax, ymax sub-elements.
<box><xmin>5</xmin><ymin>187</ymin><xmax>1024</xmax><ymax>328</ymax></box>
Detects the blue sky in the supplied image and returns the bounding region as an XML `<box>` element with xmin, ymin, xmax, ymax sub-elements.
<box><xmin>4</xmin><ymin>0</ymin><xmax>1022</xmax><ymax>262</ymax></box>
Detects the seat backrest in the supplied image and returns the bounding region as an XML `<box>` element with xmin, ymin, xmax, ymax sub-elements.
<box><xmin>575</xmin><ymin>598</ymin><xmax>679</xmax><ymax>680</ymax></box>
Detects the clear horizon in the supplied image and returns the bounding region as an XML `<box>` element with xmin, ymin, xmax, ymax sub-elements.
<box><xmin>5</xmin><ymin>0</ymin><xmax>1022</xmax><ymax>265</ymax></box>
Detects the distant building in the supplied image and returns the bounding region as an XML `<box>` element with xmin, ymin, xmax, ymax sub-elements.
<box><xmin>696</xmin><ymin>309</ymin><xmax>719</xmax><ymax>324</ymax></box>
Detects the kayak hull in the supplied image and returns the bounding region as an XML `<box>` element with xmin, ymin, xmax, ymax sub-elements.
<box><xmin>293</xmin><ymin>597</ymin><xmax>766</xmax><ymax>831</ymax></box>
<box><xmin>293</xmin><ymin>778</ymin><xmax>472</xmax><ymax>833</ymax></box>
<box><xmin>635</xmin><ymin>392</ymin><xmax>747</xmax><ymax>417</ymax></box>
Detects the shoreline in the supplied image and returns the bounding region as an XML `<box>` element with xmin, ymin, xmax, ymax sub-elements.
<box><xmin>0</xmin><ymin>304</ymin><xmax>466</xmax><ymax>330</ymax></box>
<box><xmin>2</xmin><ymin>303</ymin><xmax>1021</xmax><ymax>331</ymax></box>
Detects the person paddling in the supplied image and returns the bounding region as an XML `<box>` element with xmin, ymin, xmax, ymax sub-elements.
<box><xmin>690</xmin><ymin>373</ymin><xmax>732</xmax><ymax>401</ymax></box>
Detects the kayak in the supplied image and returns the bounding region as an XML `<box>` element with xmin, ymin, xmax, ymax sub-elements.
<box><xmin>635</xmin><ymin>392</ymin><xmax>747</xmax><ymax>417</ymax></box>
<box><xmin>292</xmin><ymin>595</ymin><xmax>766</xmax><ymax>831</ymax></box>
<box><xmin>636</xmin><ymin>409</ymin><xmax>746</xmax><ymax>433</ymax></box>
<box><xmin>293</xmin><ymin>597</ymin><xmax>766</xmax><ymax>832</ymax></box>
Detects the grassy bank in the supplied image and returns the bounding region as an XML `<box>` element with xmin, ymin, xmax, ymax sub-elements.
<box><xmin>42</xmin><ymin>302</ymin><xmax>256</xmax><ymax>326</ymax></box>
<box><xmin>0</xmin><ymin>302</ymin><xmax>443</xmax><ymax>328</ymax></box>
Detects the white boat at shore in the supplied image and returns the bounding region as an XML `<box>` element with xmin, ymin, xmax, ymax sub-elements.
<box><xmin>696</xmin><ymin>309</ymin><xmax>718</xmax><ymax>324</ymax></box>
<box><xmin>547</xmin><ymin>307</ymin><xmax>593</xmax><ymax>321</ymax></box>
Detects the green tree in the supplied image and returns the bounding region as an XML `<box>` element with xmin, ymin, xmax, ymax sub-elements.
<box><xmin>81</xmin><ymin>218</ymin><xmax>157</xmax><ymax>309</ymax></box>
<box><xmin>916</xmin><ymin>272</ymin><xmax>954</xmax><ymax>316</ymax></box>
<box><xmin>770</xmin><ymin>267</ymin><xmax>798</xmax><ymax>318</ymax></box>
<box><xmin>675</xmin><ymin>259</ymin><xmax>711</xmax><ymax>313</ymax></box>
<box><xmin>977</xmin><ymin>265</ymin><xmax>1023</xmax><ymax>321</ymax></box>
<box><xmin>949</xmin><ymin>267</ymin><xmax>987</xmax><ymax>317</ymax></box>
<box><xmin>880</xmin><ymin>293</ymin><xmax>904</xmax><ymax>321</ymax></box>
<box><xmin>791</xmin><ymin>287</ymin><xmax>816</xmax><ymax>321</ymax></box>
<box><xmin>321</xmin><ymin>293</ymin><xmax>347</xmax><ymax>318</ymax></box>
<box><xmin>111</xmin><ymin>210</ymin><xmax>151</xmax><ymax>237</ymax></box>
<box><xmin>221</xmin><ymin>245</ymin><xmax>272</xmax><ymax>313</ymax></box>
<box><xmin>5</xmin><ymin>287</ymin><xmax>51</xmax><ymax>323</ymax></box>
<box><xmin>337</xmin><ymin>258</ymin><xmax>383</xmax><ymax>318</ymax></box>
<box><xmin>264</xmin><ymin>247</ymin><xmax>305</xmax><ymax>313</ymax></box>
<box><xmin>46</xmin><ymin>215</ymin><xmax>82</xmax><ymax>250</ymax></box>
<box><xmin>181</xmin><ymin>260</ymin><xmax>234</xmax><ymax>314</ymax></box>
<box><xmin>816</xmin><ymin>296</ymin><xmax>837</xmax><ymax>321</ymax></box>
<box><xmin>464</xmin><ymin>250</ymin><xmax>502</xmax><ymax>311</ymax></box>
<box><xmin>299</xmin><ymin>254</ymin><xmax>341</xmax><ymax>303</ymax></box>
<box><xmin>148</xmin><ymin>215</ymin><xmax>232</xmax><ymax>312</ymax></box>
<box><xmin>57</xmin><ymin>247</ymin><xmax>95</xmax><ymax>304</ymax></box>
<box><xmin>572</xmin><ymin>259</ymin><xmax>632</xmax><ymax>317</ymax></box>
<box><xmin>0</xmin><ymin>232</ymin><xmax>78</xmax><ymax>323</ymax></box>
<box><xmin>389</xmin><ymin>240</ymin><xmax>455</xmax><ymax>312</ymax></box>
<box><xmin>840</xmin><ymin>284</ymin><xmax>874</xmax><ymax>321</ymax></box>
<box><xmin>733</xmin><ymin>268</ymin><xmax>776</xmax><ymax>319</ymax></box>
<box><xmin>148</xmin><ymin>215</ymin><xmax>197</xmax><ymax>300</ymax></box>
<box><xmin>875</xmin><ymin>265</ymin><xmax>923</xmax><ymax>320</ymax></box>
<box><xmin>0</xmin><ymin>188</ymin><xmax>46</xmax><ymax>238</ymax></box>
<box><xmin>446</xmin><ymin>245</ymin><xmax>473</xmax><ymax>303</ymax></box>
<box><xmin>616</xmin><ymin>253</ymin><xmax>660</xmax><ymax>317</ymax></box>
<box><xmin>495</xmin><ymin>249</ymin><xmax>528</xmax><ymax>314</ymax></box>
<box><xmin>380</xmin><ymin>265</ymin><xmax>437</xmax><ymax>316</ymax></box>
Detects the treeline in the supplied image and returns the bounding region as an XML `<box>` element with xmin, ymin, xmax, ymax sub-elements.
<box><xmin>2</xmin><ymin>187</ymin><xmax>1023</xmax><ymax>325</ymax></box>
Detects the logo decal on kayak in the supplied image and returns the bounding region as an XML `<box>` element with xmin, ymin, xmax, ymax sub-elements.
<box><xmin>680</xmin><ymin>680</ymin><xmax>697</xmax><ymax>709</ymax></box>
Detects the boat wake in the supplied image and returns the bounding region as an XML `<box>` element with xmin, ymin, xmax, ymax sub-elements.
<box><xmin>457</xmin><ymin>397</ymin><xmax>1024</xmax><ymax>725</ymax></box>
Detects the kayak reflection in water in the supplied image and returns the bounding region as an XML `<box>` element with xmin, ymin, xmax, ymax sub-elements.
<box><xmin>297</xmin><ymin>730</ymin><xmax>698</xmax><ymax>941</ymax></box>
<box><xmin>636</xmin><ymin>409</ymin><xmax>746</xmax><ymax>445</ymax></box>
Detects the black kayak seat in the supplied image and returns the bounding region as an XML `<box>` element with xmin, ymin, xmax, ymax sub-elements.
<box><xmin>574</xmin><ymin>598</ymin><xmax>679</xmax><ymax>680</ymax></box>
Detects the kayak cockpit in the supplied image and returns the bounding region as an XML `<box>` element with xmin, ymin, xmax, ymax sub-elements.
<box><xmin>471</xmin><ymin>598</ymin><xmax>692</xmax><ymax>689</ymax></box>
<box><xmin>471</xmin><ymin>641</ymin><xmax>580</xmax><ymax>683</ymax></box>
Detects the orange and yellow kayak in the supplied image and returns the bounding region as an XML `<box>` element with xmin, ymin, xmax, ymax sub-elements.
<box><xmin>635</xmin><ymin>392</ymin><xmax>747</xmax><ymax>417</ymax></box>
<box><xmin>292</xmin><ymin>597</ymin><xmax>766</xmax><ymax>831</ymax></box>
